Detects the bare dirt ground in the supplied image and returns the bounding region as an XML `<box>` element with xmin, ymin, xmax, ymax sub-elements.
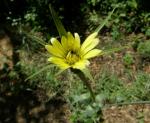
<box><xmin>0</xmin><ymin>34</ymin><xmax>13</xmax><ymax>70</ymax></box>
<box><xmin>103</xmin><ymin>104</ymin><xmax>150</xmax><ymax>123</ymax></box>
<box><xmin>0</xmin><ymin>91</ymin><xmax>70</xmax><ymax>123</ymax></box>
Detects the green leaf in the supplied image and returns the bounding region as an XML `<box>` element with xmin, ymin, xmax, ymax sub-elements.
<box><xmin>95</xmin><ymin>6</ymin><xmax>117</xmax><ymax>33</ymax></box>
<box><xmin>73</xmin><ymin>93</ymin><xmax>90</xmax><ymax>103</ymax></box>
<box><xmin>23</xmin><ymin>31</ymin><xmax>46</xmax><ymax>46</ymax></box>
<box><xmin>25</xmin><ymin>64</ymin><xmax>55</xmax><ymax>81</ymax></box>
<box><xmin>49</xmin><ymin>4</ymin><xmax>67</xmax><ymax>37</ymax></box>
<box><xmin>55</xmin><ymin>68</ymin><xmax>67</xmax><ymax>77</ymax></box>
<box><xmin>84</xmin><ymin>105</ymin><xmax>95</xmax><ymax>117</ymax></box>
<box><xmin>100</xmin><ymin>45</ymin><xmax>129</xmax><ymax>56</ymax></box>
<box><xmin>81</xmin><ymin>68</ymin><xmax>95</xmax><ymax>83</ymax></box>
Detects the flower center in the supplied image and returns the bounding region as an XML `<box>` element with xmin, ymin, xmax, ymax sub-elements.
<box><xmin>66</xmin><ymin>51</ymin><xmax>80</xmax><ymax>65</ymax></box>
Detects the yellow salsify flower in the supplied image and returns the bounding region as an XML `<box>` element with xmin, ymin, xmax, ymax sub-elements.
<box><xmin>45</xmin><ymin>32</ymin><xmax>102</xmax><ymax>70</ymax></box>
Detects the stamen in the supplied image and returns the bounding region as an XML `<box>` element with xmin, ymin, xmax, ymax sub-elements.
<box><xmin>66</xmin><ymin>51</ymin><xmax>80</xmax><ymax>65</ymax></box>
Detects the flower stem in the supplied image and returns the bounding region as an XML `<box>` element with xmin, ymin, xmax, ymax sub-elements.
<box><xmin>106</xmin><ymin>101</ymin><xmax>150</xmax><ymax>108</ymax></box>
<box><xmin>71</xmin><ymin>69</ymin><xmax>95</xmax><ymax>101</ymax></box>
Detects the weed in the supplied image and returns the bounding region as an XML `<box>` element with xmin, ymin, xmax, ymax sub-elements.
<box><xmin>137</xmin><ymin>40</ymin><xmax>150</xmax><ymax>59</ymax></box>
<box><xmin>123</xmin><ymin>53</ymin><xmax>134</xmax><ymax>67</ymax></box>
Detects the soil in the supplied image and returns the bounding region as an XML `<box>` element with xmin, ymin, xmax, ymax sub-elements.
<box><xmin>0</xmin><ymin>90</ymin><xmax>71</xmax><ymax>123</ymax></box>
<box><xmin>0</xmin><ymin>34</ymin><xmax>13</xmax><ymax>70</ymax></box>
<box><xmin>103</xmin><ymin>104</ymin><xmax>150</xmax><ymax>123</ymax></box>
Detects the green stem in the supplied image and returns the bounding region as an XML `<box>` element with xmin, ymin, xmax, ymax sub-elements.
<box><xmin>71</xmin><ymin>69</ymin><xmax>95</xmax><ymax>101</ymax></box>
<box><xmin>105</xmin><ymin>101</ymin><xmax>150</xmax><ymax>108</ymax></box>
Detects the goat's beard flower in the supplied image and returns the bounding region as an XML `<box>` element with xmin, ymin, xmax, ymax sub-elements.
<box><xmin>45</xmin><ymin>32</ymin><xmax>102</xmax><ymax>70</ymax></box>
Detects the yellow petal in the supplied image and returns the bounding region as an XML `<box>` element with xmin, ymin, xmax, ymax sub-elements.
<box><xmin>51</xmin><ymin>38</ymin><xmax>62</xmax><ymax>47</ymax></box>
<box><xmin>48</xmin><ymin>57</ymin><xmax>70</xmax><ymax>70</ymax></box>
<box><xmin>81</xmin><ymin>38</ymin><xmax>99</xmax><ymax>55</ymax></box>
<box><xmin>81</xmin><ymin>32</ymin><xmax>98</xmax><ymax>51</ymax></box>
<box><xmin>67</xmin><ymin>32</ymin><xmax>74</xmax><ymax>48</ymax></box>
<box><xmin>51</xmin><ymin>38</ymin><xmax>65</xmax><ymax>56</ymax></box>
<box><xmin>45</xmin><ymin>45</ymin><xmax>64</xmax><ymax>58</ymax></box>
<box><xmin>72</xmin><ymin>60</ymin><xmax>90</xmax><ymax>70</ymax></box>
<box><xmin>61</xmin><ymin>36</ymin><xmax>68</xmax><ymax>50</ymax></box>
<box><xmin>74</xmin><ymin>33</ymin><xmax>81</xmax><ymax>49</ymax></box>
<box><xmin>83</xmin><ymin>49</ymin><xmax>102</xmax><ymax>59</ymax></box>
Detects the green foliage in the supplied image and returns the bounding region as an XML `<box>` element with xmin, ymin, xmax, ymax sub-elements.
<box><xmin>67</xmin><ymin>70</ymin><xmax>150</xmax><ymax>122</ymax></box>
<box><xmin>96</xmin><ymin>72</ymin><xmax>125</xmax><ymax>103</ymax></box>
<box><xmin>123</xmin><ymin>53</ymin><xmax>134</xmax><ymax>66</ymax></box>
<box><xmin>70</xmin><ymin>93</ymin><xmax>102</xmax><ymax>123</ymax></box>
<box><xmin>137</xmin><ymin>41</ymin><xmax>150</xmax><ymax>58</ymax></box>
<box><xmin>86</xmin><ymin>0</ymin><xmax>101</xmax><ymax>6</ymax></box>
<box><xmin>96</xmin><ymin>71</ymin><xmax>150</xmax><ymax>103</ymax></box>
<box><xmin>2</xmin><ymin>0</ymin><xmax>149</xmax><ymax>36</ymax></box>
<box><xmin>125</xmin><ymin>72</ymin><xmax>150</xmax><ymax>101</ymax></box>
<box><xmin>24</xmin><ymin>7</ymin><xmax>41</xmax><ymax>31</ymax></box>
<box><xmin>111</xmin><ymin>25</ymin><xmax>122</xmax><ymax>41</ymax></box>
<box><xmin>145</xmin><ymin>28</ymin><xmax>150</xmax><ymax>36</ymax></box>
<box><xmin>18</xmin><ymin>51</ymin><xmax>62</xmax><ymax>99</ymax></box>
<box><xmin>84</xmin><ymin>0</ymin><xmax>150</xmax><ymax>34</ymax></box>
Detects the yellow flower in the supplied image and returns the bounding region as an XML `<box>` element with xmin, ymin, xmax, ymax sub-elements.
<box><xmin>45</xmin><ymin>32</ymin><xmax>102</xmax><ymax>70</ymax></box>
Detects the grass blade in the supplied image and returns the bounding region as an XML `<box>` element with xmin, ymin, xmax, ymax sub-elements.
<box><xmin>100</xmin><ymin>45</ymin><xmax>129</xmax><ymax>56</ymax></box>
<box><xmin>95</xmin><ymin>6</ymin><xmax>117</xmax><ymax>33</ymax></box>
<box><xmin>25</xmin><ymin>64</ymin><xmax>55</xmax><ymax>81</ymax></box>
<box><xmin>49</xmin><ymin>4</ymin><xmax>67</xmax><ymax>37</ymax></box>
<box><xmin>23</xmin><ymin>31</ymin><xmax>46</xmax><ymax>46</ymax></box>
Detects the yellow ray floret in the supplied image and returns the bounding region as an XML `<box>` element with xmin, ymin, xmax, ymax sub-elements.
<box><xmin>45</xmin><ymin>32</ymin><xmax>102</xmax><ymax>70</ymax></box>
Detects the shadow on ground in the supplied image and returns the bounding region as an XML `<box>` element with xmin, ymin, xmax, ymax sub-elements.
<box><xmin>0</xmin><ymin>89</ymin><xmax>70</xmax><ymax>123</ymax></box>
<box><xmin>0</xmin><ymin>29</ymin><xmax>70</xmax><ymax>123</ymax></box>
